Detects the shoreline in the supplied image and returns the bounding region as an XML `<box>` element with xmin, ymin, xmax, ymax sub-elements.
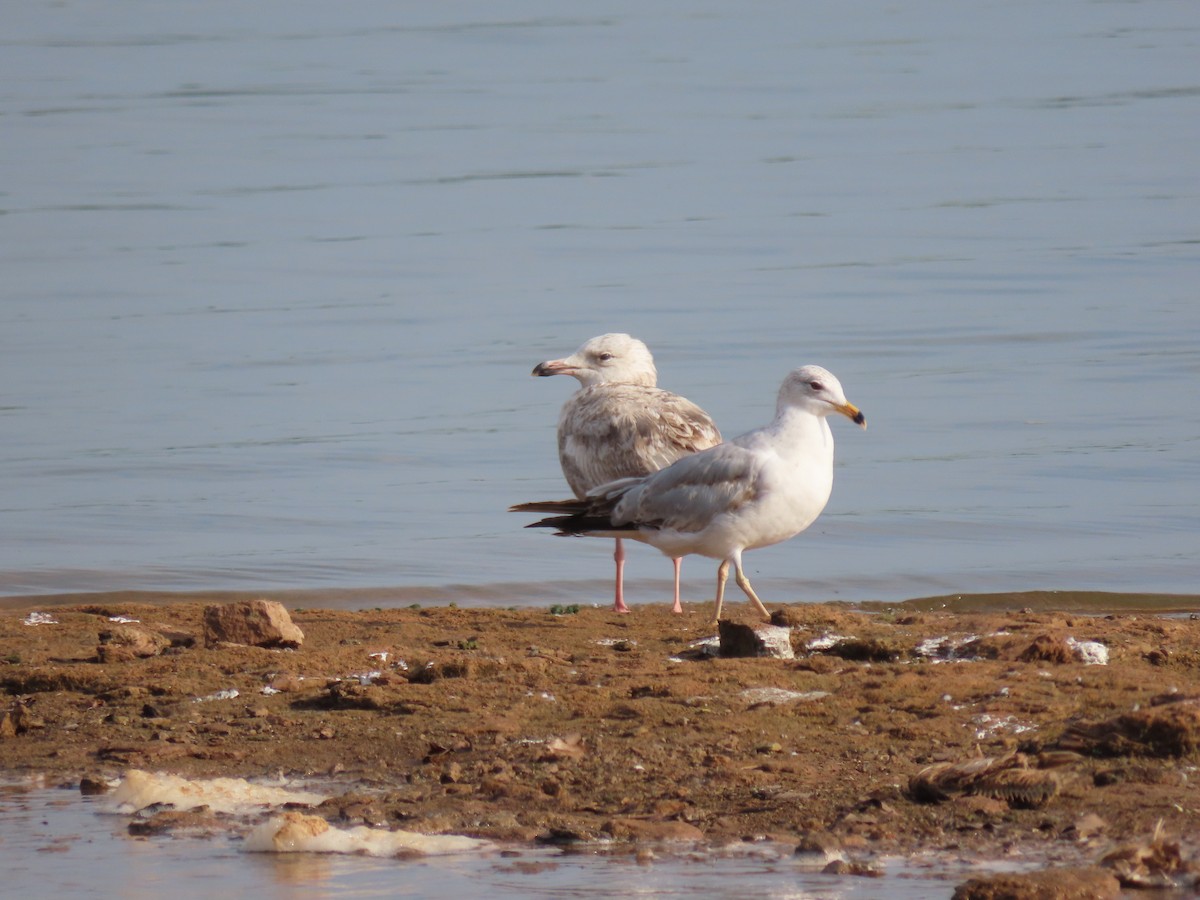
<box><xmin>4</xmin><ymin>586</ymin><xmax>1198</xmax><ymax>613</ymax></box>
<box><xmin>3</xmin><ymin>595</ymin><xmax>1199</xmax><ymax>891</ymax></box>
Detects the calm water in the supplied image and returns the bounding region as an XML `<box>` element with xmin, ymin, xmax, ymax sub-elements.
<box><xmin>2</xmin><ymin>1</ymin><xmax>1197</xmax><ymax>608</ymax></box>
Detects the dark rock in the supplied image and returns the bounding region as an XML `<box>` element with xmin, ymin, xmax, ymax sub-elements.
<box><xmin>79</xmin><ymin>775</ymin><xmax>111</xmax><ymax>796</ymax></box>
<box><xmin>953</xmin><ymin>866</ymin><xmax>1120</xmax><ymax>899</ymax></box>
<box><xmin>718</xmin><ymin>620</ymin><xmax>794</xmax><ymax>659</ymax></box>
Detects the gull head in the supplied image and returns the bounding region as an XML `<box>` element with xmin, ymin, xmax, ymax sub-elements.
<box><xmin>532</xmin><ymin>333</ymin><xmax>658</xmax><ymax>388</ymax></box>
<box><xmin>778</xmin><ymin>365</ymin><xmax>866</xmax><ymax>428</ymax></box>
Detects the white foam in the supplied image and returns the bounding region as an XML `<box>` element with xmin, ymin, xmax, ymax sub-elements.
<box><xmin>111</xmin><ymin>770</ymin><xmax>328</xmax><ymax>815</ymax></box>
<box><xmin>244</xmin><ymin>811</ymin><xmax>489</xmax><ymax>857</ymax></box>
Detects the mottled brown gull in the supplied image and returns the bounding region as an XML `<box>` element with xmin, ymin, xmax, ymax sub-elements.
<box><xmin>515</xmin><ymin>365</ymin><xmax>865</xmax><ymax>622</ymax></box>
<box><xmin>514</xmin><ymin>333</ymin><xmax>721</xmax><ymax>614</ymax></box>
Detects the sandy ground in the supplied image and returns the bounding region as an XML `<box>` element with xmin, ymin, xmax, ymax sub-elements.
<box><xmin>2</xmin><ymin>591</ymin><xmax>1199</xmax><ymax>891</ymax></box>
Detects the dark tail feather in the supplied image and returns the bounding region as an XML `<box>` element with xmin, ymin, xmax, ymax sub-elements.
<box><xmin>524</xmin><ymin>514</ymin><xmax>636</xmax><ymax>535</ymax></box>
<box><xmin>508</xmin><ymin>498</ymin><xmax>589</xmax><ymax>514</ymax></box>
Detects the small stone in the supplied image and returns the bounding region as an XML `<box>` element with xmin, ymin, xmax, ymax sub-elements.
<box><xmin>795</xmin><ymin>831</ymin><xmax>845</xmax><ymax>867</ymax></box>
<box><xmin>822</xmin><ymin>859</ymin><xmax>882</xmax><ymax>877</ymax></box>
<box><xmin>269</xmin><ymin>674</ymin><xmax>306</xmax><ymax>692</ymax></box>
<box><xmin>97</xmin><ymin>625</ymin><xmax>172</xmax><ymax>662</ymax></box>
<box><xmin>79</xmin><ymin>776</ymin><xmax>111</xmax><ymax>796</ymax></box>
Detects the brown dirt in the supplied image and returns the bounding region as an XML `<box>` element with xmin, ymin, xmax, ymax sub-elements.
<box><xmin>3</xmin><ymin>594</ymin><xmax>1200</xmax><ymax>875</ymax></box>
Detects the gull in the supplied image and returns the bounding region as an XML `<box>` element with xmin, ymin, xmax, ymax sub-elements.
<box><xmin>514</xmin><ymin>333</ymin><xmax>721</xmax><ymax>614</ymax></box>
<box><xmin>515</xmin><ymin>365</ymin><xmax>865</xmax><ymax>622</ymax></box>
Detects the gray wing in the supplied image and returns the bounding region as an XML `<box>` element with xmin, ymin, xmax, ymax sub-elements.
<box><xmin>611</xmin><ymin>442</ymin><xmax>762</xmax><ymax>534</ymax></box>
<box><xmin>557</xmin><ymin>383</ymin><xmax>720</xmax><ymax>496</ymax></box>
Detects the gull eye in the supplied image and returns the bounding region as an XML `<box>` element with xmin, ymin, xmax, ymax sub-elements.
<box><xmin>808</xmin><ymin>380</ymin><xmax>824</xmax><ymax>392</ymax></box>
<box><xmin>598</xmin><ymin>352</ymin><xmax>615</xmax><ymax>361</ymax></box>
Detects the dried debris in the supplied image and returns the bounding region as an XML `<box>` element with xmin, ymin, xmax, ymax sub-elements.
<box><xmin>909</xmin><ymin>751</ymin><xmax>1076</xmax><ymax>809</ymax></box>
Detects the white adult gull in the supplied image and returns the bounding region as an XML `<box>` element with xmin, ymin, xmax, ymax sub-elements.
<box><xmin>514</xmin><ymin>365</ymin><xmax>865</xmax><ymax>622</ymax></box>
<box><xmin>513</xmin><ymin>333</ymin><xmax>721</xmax><ymax>614</ymax></box>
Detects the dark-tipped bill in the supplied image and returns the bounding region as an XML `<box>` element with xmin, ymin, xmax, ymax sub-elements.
<box><xmin>838</xmin><ymin>402</ymin><xmax>866</xmax><ymax>428</ymax></box>
<box><xmin>532</xmin><ymin>359</ymin><xmax>571</xmax><ymax>377</ymax></box>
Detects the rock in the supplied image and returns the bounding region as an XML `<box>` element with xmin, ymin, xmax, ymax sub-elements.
<box><xmin>718</xmin><ymin>621</ymin><xmax>794</xmax><ymax>659</ymax></box>
<box><xmin>542</xmin><ymin>734</ymin><xmax>585</xmax><ymax>760</ymax></box>
<box><xmin>1056</xmin><ymin>696</ymin><xmax>1200</xmax><ymax>758</ymax></box>
<box><xmin>97</xmin><ymin>624</ymin><xmax>172</xmax><ymax>662</ymax></box>
<box><xmin>952</xmin><ymin>866</ymin><xmax>1120</xmax><ymax>899</ymax></box>
<box><xmin>268</xmin><ymin>674</ymin><xmax>307</xmax><ymax>692</ymax></box>
<box><xmin>151</xmin><ymin>625</ymin><xmax>197</xmax><ymax>648</ymax></box>
<box><xmin>79</xmin><ymin>775</ymin><xmax>111</xmax><ymax>796</ymax></box>
<box><xmin>739</xmin><ymin>687</ymin><xmax>830</xmax><ymax>707</ymax></box>
<box><xmin>795</xmin><ymin>831</ymin><xmax>845</xmax><ymax>867</ymax></box>
<box><xmin>318</xmin><ymin>680</ymin><xmax>390</xmax><ymax>710</ymax></box>
<box><xmin>822</xmin><ymin>859</ymin><xmax>882</xmax><ymax>877</ymax></box>
<box><xmin>203</xmin><ymin>600</ymin><xmax>304</xmax><ymax>649</ymax></box>
<box><xmin>601</xmin><ymin>818</ymin><xmax>705</xmax><ymax>842</ymax></box>
<box><xmin>1065</xmin><ymin>637</ymin><xmax>1108</xmax><ymax>665</ymax></box>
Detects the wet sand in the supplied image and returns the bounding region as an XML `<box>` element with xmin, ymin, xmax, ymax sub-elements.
<box><xmin>3</xmin><ymin>592</ymin><xmax>1199</xmax><ymax>892</ymax></box>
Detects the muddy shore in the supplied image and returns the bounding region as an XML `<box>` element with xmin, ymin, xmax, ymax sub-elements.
<box><xmin>3</xmin><ymin>591</ymin><xmax>1199</xmax><ymax>892</ymax></box>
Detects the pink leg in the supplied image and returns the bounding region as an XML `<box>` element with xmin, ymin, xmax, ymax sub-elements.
<box><xmin>670</xmin><ymin>557</ymin><xmax>683</xmax><ymax>614</ymax></box>
<box><xmin>612</xmin><ymin>538</ymin><xmax>631</xmax><ymax>613</ymax></box>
